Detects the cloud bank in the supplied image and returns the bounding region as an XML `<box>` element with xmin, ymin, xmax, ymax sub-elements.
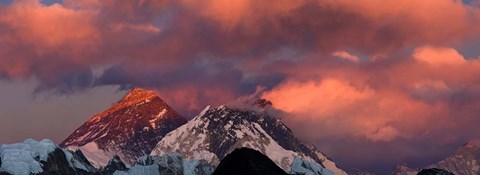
<box><xmin>2</xmin><ymin>0</ymin><xmax>480</xmax><ymax>172</ymax></box>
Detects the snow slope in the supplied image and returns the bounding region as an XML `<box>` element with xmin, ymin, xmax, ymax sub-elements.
<box><xmin>151</xmin><ymin>103</ymin><xmax>346</xmax><ymax>174</ymax></box>
<box><xmin>115</xmin><ymin>153</ymin><xmax>214</xmax><ymax>175</ymax></box>
<box><xmin>0</xmin><ymin>139</ymin><xmax>95</xmax><ymax>175</ymax></box>
<box><xmin>0</xmin><ymin>139</ymin><xmax>55</xmax><ymax>175</ymax></box>
<box><xmin>291</xmin><ymin>156</ymin><xmax>335</xmax><ymax>175</ymax></box>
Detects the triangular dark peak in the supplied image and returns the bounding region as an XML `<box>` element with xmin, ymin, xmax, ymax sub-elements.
<box><xmin>213</xmin><ymin>147</ymin><xmax>288</xmax><ymax>175</ymax></box>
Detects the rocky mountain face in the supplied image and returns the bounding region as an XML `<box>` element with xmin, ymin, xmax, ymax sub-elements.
<box><xmin>0</xmin><ymin>139</ymin><xmax>214</xmax><ymax>175</ymax></box>
<box><xmin>101</xmin><ymin>155</ymin><xmax>128</xmax><ymax>174</ymax></box>
<box><xmin>212</xmin><ymin>147</ymin><xmax>288</xmax><ymax>175</ymax></box>
<box><xmin>391</xmin><ymin>163</ymin><xmax>419</xmax><ymax>175</ymax></box>
<box><xmin>114</xmin><ymin>153</ymin><xmax>215</xmax><ymax>175</ymax></box>
<box><xmin>60</xmin><ymin>88</ymin><xmax>187</xmax><ymax>166</ymax></box>
<box><xmin>151</xmin><ymin>100</ymin><xmax>347</xmax><ymax>174</ymax></box>
<box><xmin>2</xmin><ymin>90</ymin><xmax>347</xmax><ymax>175</ymax></box>
<box><xmin>392</xmin><ymin>142</ymin><xmax>480</xmax><ymax>175</ymax></box>
<box><xmin>0</xmin><ymin>139</ymin><xmax>96</xmax><ymax>175</ymax></box>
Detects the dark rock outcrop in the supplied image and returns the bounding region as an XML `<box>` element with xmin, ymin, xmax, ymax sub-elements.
<box><xmin>417</xmin><ymin>168</ymin><xmax>454</xmax><ymax>175</ymax></box>
<box><xmin>39</xmin><ymin>148</ymin><xmax>95</xmax><ymax>175</ymax></box>
<box><xmin>101</xmin><ymin>155</ymin><xmax>128</xmax><ymax>174</ymax></box>
<box><xmin>212</xmin><ymin>147</ymin><xmax>288</xmax><ymax>175</ymax></box>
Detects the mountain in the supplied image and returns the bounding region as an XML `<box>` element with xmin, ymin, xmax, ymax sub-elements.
<box><xmin>392</xmin><ymin>142</ymin><xmax>480</xmax><ymax>175</ymax></box>
<box><xmin>114</xmin><ymin>152</ymin><xmax>215</xmax><ymax>175</ymax></box>
<box><xmin>212</xmin><ymin>147</ymin><xmax>288</xmax><ymax>175</ymax></box>
<box><xmin>150</xmin><ymin>100</ymin><xmax>347</xmax><ymax>174</ymax></box>
<box><xmin>101</xmin><ymin>155</ymin><xmax>128</xmax><ymax>174</ymax></box>
<box><xmin>60</xmin><ymin>88</ymin><xmax>188</xmax><ymax>167</ymax></box>
<box><xmin>391</xmin><ymin>164</ymin><xmax>418</xmax><ymax>175</ymax></box>
<box><xmin>0</xmin><ymin>139</ymin><xmax>96</xmax><ymax>175</ymax></box>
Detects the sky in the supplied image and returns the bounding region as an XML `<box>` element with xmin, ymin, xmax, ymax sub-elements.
<box><xmin>2</xmin><ymin>0</ymin><xmax>480</xmax><ymax>173</ymax></box>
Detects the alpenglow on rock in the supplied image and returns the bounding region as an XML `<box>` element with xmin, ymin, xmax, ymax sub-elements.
<box><xmin>60</xmin><ymin>88</ymin><xmax>187</xmax><ymax>167</ymax></box>
<box><xmin>150</xmin><ymin>102</ymin><xmax>347</xmax><ymax>174</ymax></box>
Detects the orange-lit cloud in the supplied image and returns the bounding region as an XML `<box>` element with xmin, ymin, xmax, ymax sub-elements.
<box><xmin>262</xmin><ymin>77</ymin><xmax>439</xmax><ymax>142</ymax></box>
<box><xmin>413</xmin><ymin>46</ymin><xmax>466</xmax><ymax>66</ymax></box>
<box><xmin>333</xmin><ymin>51</ymin><xmax>361</xmax><ymax>62</ymax></box>
<box><xmin>2</xmin><ymin>0</ymin><xmax>480</xmax><ymax>172</ymax></box>
<box><xmin>261</xmin><ymin>45</ymin><xmax>480</xmax><ymax>171</ymax></box>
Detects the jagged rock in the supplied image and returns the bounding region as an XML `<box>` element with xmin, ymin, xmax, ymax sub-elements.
<box><xmin>102</xmin><ymin>155</ymin><xmax>128</xmax><ymax>174</ymax></box>
<box><xmin>40</xmin><ymin>148</ymin><xmax>95</xmax><ymax>175</ymax></box>
<box><xmin>116</xmin><ymin>154</ymin><xmax>214</xmax><ymax>175</ymax></box>
<box><xmin>0</xmin><ymin>139</ymin><xmax>95</xmax><ymax>175</ymax></box>
<box><xmin>391</xmin><ymin>163</ymin><xmax>419</xmax><ymax>175</ymax></box>
<box><xmin>183</xmin><ymin>159</ymin><xmax>215</xmax><ymax>175</ymax></box>
<box><xmin>145</xmin><ymin>153</ymin><xmax>183</xmax><ymax>175</ymax></box>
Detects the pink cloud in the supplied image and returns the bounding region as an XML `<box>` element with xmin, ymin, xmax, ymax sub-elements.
<box><xmin>333</xmin><ymin>51</ymin><xmax>361</xmax><ymax>62</ymax></box>
<box><xmin>2</xmin><ymin>0</ymin><xmax>480</xmax><ymax>171</ymax></box>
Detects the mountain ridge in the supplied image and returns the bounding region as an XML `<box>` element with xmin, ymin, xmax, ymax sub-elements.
<box><xmin>151</xmin><ymin>103</ymin><xmax>347</xmax><ymax>174</ymax></box>
<box><xmin>392</xmin><ymin>142</ymin><xmax>480</xmax><ymax>175</ymax></box>
<box><xmin>60</xmin><ymin>88</ymin><xmax>187</xmax><ymax>167</ymax></box>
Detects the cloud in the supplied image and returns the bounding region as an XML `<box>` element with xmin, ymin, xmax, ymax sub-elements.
<box><xmin>94</xmin><ymin>60</ymin><xmax>285</xmax><ymax>114</ymax></box>
<box><xmin>413</xmin><ymin>46</ymin><xmax>466</xmax><ymax>66</ymax></box>
<box><xmin>333</xmin><ymin>51</ymin><xmax>360</xmax><ymax>62</ymax></box>
<box><xmin>2</xmin><ymin>0</ymin><xmax>480</xmax><ymax>172</ymax></box>
<box><xmin>262</xmin><ymin>77</ymin><xmax>429</xmax><ymax>142</ymax></box>
<box><xmin>1</xmin><ymin>0</ymin><xmax>480</xmax><ymax>93</ymax></box>
<box><xmin>262</xmin><ymin>46</ymin><xmax>480</xmax><ymax>171</ymax></box>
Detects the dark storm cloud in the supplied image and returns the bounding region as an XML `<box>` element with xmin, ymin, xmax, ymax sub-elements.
<box><xmin>95</xmin><ymin>60</ymin><xmax>286</xmax><ymax>114</ymax></box>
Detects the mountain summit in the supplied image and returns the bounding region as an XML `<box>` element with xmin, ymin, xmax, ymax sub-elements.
<box><xmin>60</xmin><ymin>88</ymin><xmax>187</xmax><ymax>167</ymax></box>
<box><xmin>392</xmin><ymin>142</ymin><xmax>480</xmax><ymax>175</ymax></box>
<box><xmin>150</xmin><ymin>103</ymin><xmax>347</xmax><ymax>174</ymax></box>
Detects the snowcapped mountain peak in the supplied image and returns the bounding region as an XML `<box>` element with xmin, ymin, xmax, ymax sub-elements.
<box><xmin>195</xmin><ymin>105</ymin><xmax>211</xmax><ymax>119</ymax></box>
<box><xmin>151</xmin><ymin>104</ymin><xmax>347</xmax><ymax>174</ymax></box>
<box><xmin>122</xmin><ymin>88</ymin><xmax>158</xmax><ymax>103</ymax></box>
<box><xmin>89</xmin><ymin>88</ymin><xmax>162</xmax><ymax>121</ymax></box>
<box><xmin>393</xmin><ymin>142</ymin><xmax>480</xmax><ymax>175</ymax></box>
<box><xmin>60</xmin><ymin>87</ymin><xmax>187</xmax><ymax>167</ymax></box>
<box><xmin>460</xmin><ymin>142</ymin><xmax>478</xmax><ymax>150</ymax></box>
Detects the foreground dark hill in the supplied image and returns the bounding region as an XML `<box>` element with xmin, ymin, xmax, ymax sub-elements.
<box><xmin>212</xmin><ymin>147</ymin><xmax>288</xmax><ymax>175</ymax></box>
<box><xmin>60</xmin><ymin>88</ymin><xmax>187</xmax><ymax>166</ymax></box>
<box><xmin>417</xmin><ymin>168</ymin><xmax>454</xmax><ymax>175</ymax></box>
